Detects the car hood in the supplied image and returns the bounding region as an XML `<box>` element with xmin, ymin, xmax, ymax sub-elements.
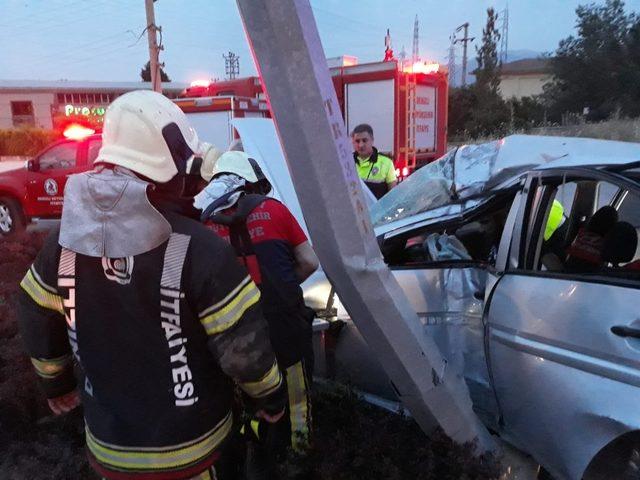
<box><xmin>371</xmin><ymin>134</ymin><xmax>640</xmax><ymax>235</ymax></box>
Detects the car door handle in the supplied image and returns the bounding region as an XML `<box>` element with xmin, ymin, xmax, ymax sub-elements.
<box><xmin>611</xmin><ymin>325</ymin><xmax>640</xmax><ymax>339</ymax></box>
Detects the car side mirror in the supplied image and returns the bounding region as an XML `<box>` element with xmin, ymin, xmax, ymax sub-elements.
<box><xmin>27</xmin><ymin>160</ymin><xmax>39</xmax><ymax>172</ymax></box>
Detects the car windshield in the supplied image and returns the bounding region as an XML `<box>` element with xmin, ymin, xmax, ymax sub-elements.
<box><xmin>371</xmin><ymin>149</ymin><xmax>457</xmax><ymax>227</ymax></box>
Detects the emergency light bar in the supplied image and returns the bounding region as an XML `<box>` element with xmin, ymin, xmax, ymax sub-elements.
<box><xmin>64</xmin><ymin>124</ymin><xmax>95</xmax><ymax>140</ymax></box>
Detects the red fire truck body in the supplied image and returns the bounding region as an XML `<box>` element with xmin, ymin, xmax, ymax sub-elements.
<box><xmin>180</xmin><ymin>60</ymin><xmax>448</xmax><ymax>174</ymax></box>
<box><xmin>174</xmin><ymin>95</ymin><xmax>270</xmax><ymax>150</ymax></box>
<box><xmin>331</xmin><ymin>60</ymin><xmax>448</xmax><ymax>173</ymax></box>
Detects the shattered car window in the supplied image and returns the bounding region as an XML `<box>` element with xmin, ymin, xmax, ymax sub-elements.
<box><xmin>371</xmin><ymin>149</ymin><xmax>456</xmax><ymax>227</ymax></box>
<box><xmin>371</xmin><ymin>141</ymin><xmax>502</xmax><ymax>227</ymax></box>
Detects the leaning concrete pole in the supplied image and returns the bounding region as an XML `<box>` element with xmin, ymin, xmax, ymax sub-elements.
<box><xmin>235</xmin><ymin>0</ymin><xmax>495</xmax><ymax>451</ymax></box>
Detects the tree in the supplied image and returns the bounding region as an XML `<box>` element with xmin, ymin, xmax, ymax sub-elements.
<box><xmin>140</xmin><ymin>61</ymin><xmax>171</xmax><ymax>83</ymax></box>
<box><xmin>464</xmin><ymin>7</ymin><xmax>510</xmax><ymax>137</ymax></box>
<box><xmin>475</xmin><ymin>7</ymin><xmax>501</xmax><ymax>95</ymax></box>
<box><xmin>545</xmin><ymin>0</ymin><xmax>640</xmax><ymax>120</ymax></box>
<box><xmin>447</xmin><ymin>87</ymin><xmax>477</xmax><ymax>138</ymax></box>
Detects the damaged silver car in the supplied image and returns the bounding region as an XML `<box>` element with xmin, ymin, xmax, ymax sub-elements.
<box><xmin>227</xmin><ymin>120</ymin><xmax>640</xmax><ymax>479</ymax></box>
<box><xmin>307</xmin><ymin>135</ymin><xmax>640</xmax><ymax>480</ymax></box>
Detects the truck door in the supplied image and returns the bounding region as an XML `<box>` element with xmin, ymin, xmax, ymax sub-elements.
<box><xmin>26</xmin><ymin>140</ymin><xmax>83</xmax><ymax>218</ymax></box>
<box><xmin>485</xmin><ymin>169</ymin><xmax>640</xmax><ymax>480</ymax></box>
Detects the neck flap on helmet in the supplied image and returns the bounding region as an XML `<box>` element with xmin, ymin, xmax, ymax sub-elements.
<box><xmin>162</xmin><ymin>122</ymin><xmax>203</xmax><ymax>198</ymax></box>
<box><xmin>58</xmin><ymin>167</ymin><xmax>172</xmax><ymax>258</ymax></box>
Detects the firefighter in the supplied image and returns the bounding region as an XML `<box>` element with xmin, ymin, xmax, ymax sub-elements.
<box><xmin>18</xmin><ymin>90</ymin><xmax>286</xmax><ymax>480</ymax></box>
<box><xmin>351</xmin><ymin>123</ymin><xmax>397</xmax><ymax>199</ymax></box>
<box><xmin>194</xmin><ymin>151</ymin><xmax>319</xmax><ymax>477</ymax></box>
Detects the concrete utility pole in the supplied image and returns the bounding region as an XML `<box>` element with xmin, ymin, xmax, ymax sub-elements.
<box><xmin>145</xmin><ymin>0</ymin><xmax>162</xmax><ymax>93</ymax></box>
<box><xmin>454</xmin><ymin>22</ymin><xmax>474</xmax><ymax>86</ymax></box>
<box><xmin>235</xmin><ymin>0</ymin><xmax>495</xmax><ymax>451</ymax></box>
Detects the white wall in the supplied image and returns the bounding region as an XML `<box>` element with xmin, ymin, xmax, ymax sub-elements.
<box><xmin>499</xmin><ymin>74</ymin><xmax>552</xmax><ymax>100</ymax></box>
<box><xmin>345</xmin><ymin>80</ymin><xmax>395</xmax><ymax>153</ymax></box>
<box><xmin>0</xmin><ymin>92</ymin><xmax>55</xmax><ymax>129</ymax></box>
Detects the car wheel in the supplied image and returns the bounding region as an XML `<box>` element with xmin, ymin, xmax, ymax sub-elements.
<box><xmin>0</xmin><ymin>197</ymin><xmax>26</xmax><ymax>235</ymax></box>
<box><xmin>583</xmin><ymin>432</ymin><xmax>640</xmax><ymax>480</ymax></box>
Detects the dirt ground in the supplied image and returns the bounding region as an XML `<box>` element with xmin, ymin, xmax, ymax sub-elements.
<box><xmin>0</xmin><ymin>232</ymin><xmax>502</xmax><ymax>480</ymax></box>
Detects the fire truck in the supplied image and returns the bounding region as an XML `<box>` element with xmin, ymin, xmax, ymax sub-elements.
<box><xmin>0</xmin><ymin>60</ymin><xmax>447</xmax><ymax>234</ymax></box>
<box><xmin>182</xmin><ymin>58</ymin><xmax>449</xmax><ymax>176</ymax></box>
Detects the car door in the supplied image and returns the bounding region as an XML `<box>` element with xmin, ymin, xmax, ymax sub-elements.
<box><xmin>26</xmin><ymin>140</ymin><xmax>83</xmax><ymax>217</ymax></box>
<box><xmin>485</xmin><ymin>168</ymin><xmax>640</xmax><ymax>480</ymax></box>
<box><xmin>367</xmin><ymin>192</ymin><xmax>520</xmax><ymax>424</ymax></box>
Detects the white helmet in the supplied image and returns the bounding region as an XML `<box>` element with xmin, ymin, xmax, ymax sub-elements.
<box><xmin>96</xmin><ymin>90</ymin><xmax>200</xmax><ymax>183</ymax></box>
<box><xmin>213</xmin><ymin>151</ymin><xmax>267</xmax><ymax>183</ymax></box>
<box><xmin>212</xmin><ymin>151</ymin><xmax>267</xmax><ymax>184</ymax></box>
<box><xmin>212</xmin><ymin>151</ymin><xmax>272</xmax><ymax>195</ymax></box>
<box><xmin>198</xmin><ymin>142</ymin><xmax>223</xmax><ymax>183</ymax></box>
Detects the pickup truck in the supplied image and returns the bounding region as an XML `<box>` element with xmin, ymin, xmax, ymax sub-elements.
<box><xmin>0</xmin><ymin>134</ymin><xmax>102</xmax><ymax>234</ymax></box>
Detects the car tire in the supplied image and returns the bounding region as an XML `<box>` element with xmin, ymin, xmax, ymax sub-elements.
<box><xmin>0</xmin><ymin>196</ymin><xmax>26</xmax><ymax>235</ymax></box>
<box><xmin>583</xmin><ymin>432</ymin><xmax>640</xmax><ymax>480</ymax></box>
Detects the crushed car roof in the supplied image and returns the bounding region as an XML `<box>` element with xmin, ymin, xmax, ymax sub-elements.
<box><xmin>371</xmin><ymin>135</ymin><xmax>640</xmax><ymax>233</ymax></box>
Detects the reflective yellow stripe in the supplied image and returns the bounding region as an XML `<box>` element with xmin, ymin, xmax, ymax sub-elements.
<box><xmin>31</xmin><ymin>355</ymin><xmax>72</xmax><ymax>379</ymax></box>
<box><xmin>250</xmin><ymin>420</ymin><xmax>260</xmax><ymax>437</ymax></box>
<box><xmin>238</xmin><ymin>361</ymin><xmax>282</xmax><ymax>398</ymax></box>
<box><xmin>20</xmin><ymin>268</ymin><xmax>64</xmax><ymax>314</ymax></box>
<box><xmin>199</xmin><ymin>276</ymin><xmax>250</xmax><ymax>318</ymax></box>
<box><xmin>200</xmin><ymin>280</ymin><xmax>261</xmax><ymax>335</ymax></box>
<box><xmin>287</xmin><ymin>361</ymin><xmax>310</xmax><ymax>452</ymax></box>
<box><xmin>86</xmin><ymin>412</ymin><xmax>232</xmax><ymax>471</ymax></box>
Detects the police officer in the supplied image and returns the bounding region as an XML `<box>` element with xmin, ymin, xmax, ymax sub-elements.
<box><xmin>351</xmin><ymin>123</ymin><xmax>397</xmax><ymax>199</ymax></box>
<box><xmin>18</xmin><ymin>91</ymin><xmax>285</xmax><ymax>480</ymax></box>
<box><xmin>194</xmin><ymin>151</ymin><xmax>319</xmax><ymax>477</ymax></box>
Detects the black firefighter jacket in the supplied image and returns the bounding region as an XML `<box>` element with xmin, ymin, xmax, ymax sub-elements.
<box><xmin>18</xmin><ymin>210</ymin><xmax>285</xmax><ymax>480</ymax></box>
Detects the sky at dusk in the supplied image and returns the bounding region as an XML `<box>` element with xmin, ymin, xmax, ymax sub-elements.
<box><xmin>1</xmin><ymin>0</ymin><xmax>639</xmax><ymax>83</ymax></box>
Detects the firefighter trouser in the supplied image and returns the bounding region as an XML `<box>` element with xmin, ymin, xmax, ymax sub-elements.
<box><xmin>243</xmin><ymin>360</ymin><xmax>312</xmax><ymax>479</ymax></box>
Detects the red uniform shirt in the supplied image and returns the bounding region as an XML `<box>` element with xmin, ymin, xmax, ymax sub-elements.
<box><xmin>205</xmin><ymin>198</ymin><xmax>307</xmax><ymax>286</ymax></box>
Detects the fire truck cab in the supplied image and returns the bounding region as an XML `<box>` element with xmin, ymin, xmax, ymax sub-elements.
<box><xmin>0</xmin><ymin>134</ymin><xmax>101</xmax><ymax>234</ymax></box>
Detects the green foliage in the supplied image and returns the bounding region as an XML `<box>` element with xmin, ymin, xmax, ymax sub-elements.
<box><xmin>509</xmin><ymin>96</ymin><xmax>547</xmax><ymax>130</ymax></box>
<box><xmin>140</xmin><ymin>61</ymin><xmax>171</xmax><ymax>82</ymax></box>
<box><xmin>475</xmin><ymin>7</ymin><xmax>501</xmax><ymax>95</ymax></box>
<box><xmin>0</xmin><ymin>129</ymin><xmax>60</xmax><ymax>156</ymax></box>
<box><xmin>545</xmin><ymin>0</ymin><xmax>640</xmax><ymax>120</ymax></box>
<box><xmin>448</xmin><ymin>87</ymin><xmax>477</xmax><ymax>138</ymax></box>
<box><xmin>448</xmin><ymin>8</ymin><xmax>512</xmax><ymax>140</ymax></box>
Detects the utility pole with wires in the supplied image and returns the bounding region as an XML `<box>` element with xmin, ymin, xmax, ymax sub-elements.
<box><xmin>399</xmin><ymin>45</ymin><xmax>407</xmax><ymax>63</ymax></box>
<box><xmin>499</xmin><ymin>4</ymin><xmax>509</xmax><ymax>64</ymax></box>
<box><xmin>145</xmin><ymin>0</ymin><xmax>163</xmax><ymax>93</ymax></box>
<box><xmin>223</xmin><ymin>51</ymin><xmax>240</xmax><ymax>79</ymax></box>
<box><xmin>383</xmin><ymin>29</ymin><xmax>394</xmax><ymax>61</ymax></box>
<box><xmin>454</xmin><ymin>22</ymin><xmax>474</xmax><ymax>87</ymax></box>
<box><xmin>412</xmin><ymin>14</ymin><xmax>419</xmax><ymax>64</ymax></box>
